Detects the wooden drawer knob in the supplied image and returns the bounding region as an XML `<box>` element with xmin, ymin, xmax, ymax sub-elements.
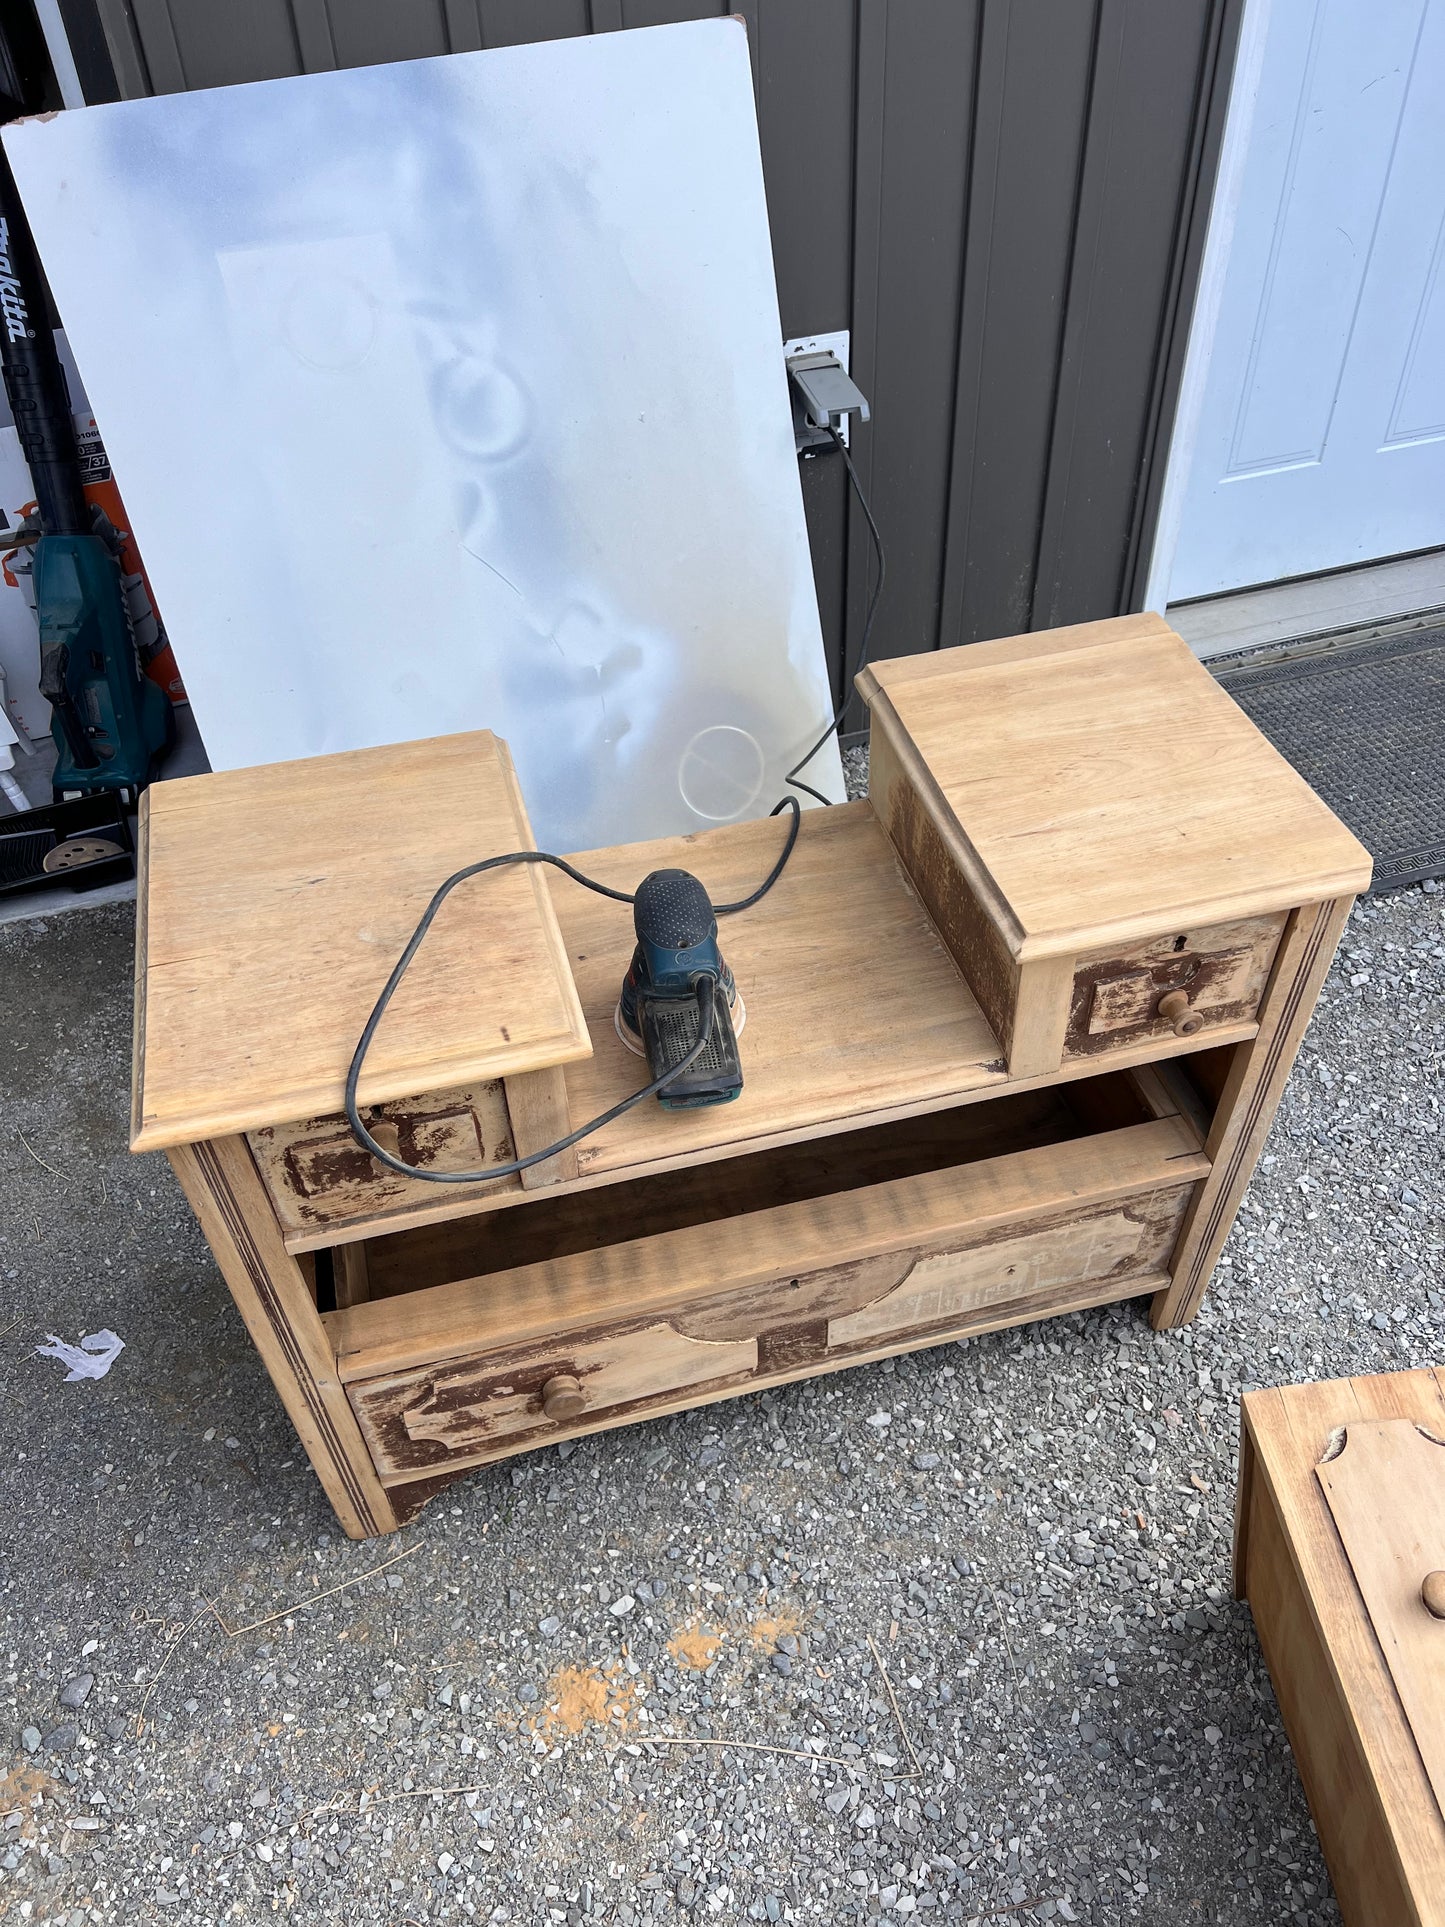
<box><xmin>1157</xmin><ymin>988</ymin><xmax>1204</xmax><ymax>1037</ymax></box>
<box><xmin>541</xmin><ymin>1373</ymin><xmax>586</xmax><ymax>1422</ymax></box>
<box><xmin>1423</xmin><ymin>1570</ymin><xmax>1445</xmax><ymax>1619</ymax></box>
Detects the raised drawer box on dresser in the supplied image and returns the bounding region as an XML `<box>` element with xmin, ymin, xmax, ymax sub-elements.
<box><xmin>857</xmin><ymin>616</ymin><xmax>1366</xmax><ymax>1082</ymax></box>
<box><xmin>131</xmin><ymin>614</ymin><xmax>1370</xmax><ymax>1536</ymax></box>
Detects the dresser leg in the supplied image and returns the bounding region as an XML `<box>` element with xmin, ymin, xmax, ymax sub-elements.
<box><xmin>169</xmin><ymin>1135</ymin><xmax>401</xmax><ymax>1540</ymax></box>
<box><xmin>1150</xmin><ymin>896</ymin><xmax>1353</xmax><ymax>1331</ymax></box>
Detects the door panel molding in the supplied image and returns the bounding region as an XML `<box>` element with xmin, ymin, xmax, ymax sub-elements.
<box><xmin>1167</xmin><ymin>0</ymin><xmax>1445</xmax><ymax>599</ymax></box>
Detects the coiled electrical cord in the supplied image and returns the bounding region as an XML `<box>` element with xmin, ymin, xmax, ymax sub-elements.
<box><xmin>344</xmin><ymin>801</ymin><xmax>800</xmax><ymax>1184</ymax></box>
<box><xmin>345</xmin><ymin>425</ymin><xmax>886</xmax><ymax>1183</ymax></box>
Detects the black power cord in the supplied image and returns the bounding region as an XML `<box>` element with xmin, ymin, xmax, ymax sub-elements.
<box><xmin>345</xmin><ymin>807</ymin><xmax>799</xmax><ymax>1184</ymax></box>
<box><xmin>345</xmin><ymin>425</ymin><xmax>887</xmax><ymax>1184</ymax></box>
<box><xmin>783</xmin><ymin>424</ymin><xmax>887</xmax><ymax>807</ymax></box>
<box><xmin>348</xmin><ymin>967</ymin><xmax>721</xmax><ymax>1185</ymax></box>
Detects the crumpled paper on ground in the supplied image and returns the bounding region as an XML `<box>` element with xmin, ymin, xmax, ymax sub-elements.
<box><xmin>35</xmin><ymin>1330</ymin><xmax>126</xmax><ymax>1381</ymax></box>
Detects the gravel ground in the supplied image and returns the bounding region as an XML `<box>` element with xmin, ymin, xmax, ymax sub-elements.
<box><xmin>1</xmin><ymin>876</ymin><xmax>1442</xmax><ymax>1927</ymax></box>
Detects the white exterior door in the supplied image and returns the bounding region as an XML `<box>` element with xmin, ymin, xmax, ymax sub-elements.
<box><xmin>1169</xmin><ymin>0</ymin><xmax>1445</xmax><ymax>601</ymax></box>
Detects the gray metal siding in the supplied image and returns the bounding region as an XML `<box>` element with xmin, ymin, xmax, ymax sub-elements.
<box><xmin>849</xmin><ymin>3</ymin><xmax>975</xmax><ymax>703</ymax></box>
<box><xmin>76</xmin><ymin>0</ymin><xmax>1241</xmax><ymax>704</ymax></box>
<box><xmin>941</xmin><ymin>1</ymin><xmax>1099</xmax><ymax>651</ymax></box>
<box><xmin>1035</xmin><ymin>0</ymin><xmax>1235</xmax><ymax>632</ymax></box>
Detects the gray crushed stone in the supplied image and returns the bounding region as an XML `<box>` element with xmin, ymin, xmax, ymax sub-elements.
<box><xmin>841</xmin><ymin>742</ymin><xmax>869</xmax><ymax>801</ymax></box>
<box><xmin>0</xmin><ymin>869</ymin><xmax>1441</xmax><ymax>1926</ymax></box>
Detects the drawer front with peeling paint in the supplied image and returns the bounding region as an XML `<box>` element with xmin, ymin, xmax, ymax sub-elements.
<box><xmin>248</xmin><ymin>1082</ymin><xmax>523</xmax><ymax>1243</ymax></box>
<box><xmin>822</xmin><ymin>1194</ymin><xmax>1188</xmax><ymax>1352</ymax></box>
<box><xmin>339</xmin><ymin>1113</ymin><xmax>1207</xmax><ymax>1485</ymax></box>
<box><xmin>1065</xmin><ymin>912</ymin><xmax>1286</xmax><ymax>1059</ymax></box>
<box><xmin>349</xmin><ymin>1324</ymin><xmax>758</xmax><ymax>1478</ymax></box>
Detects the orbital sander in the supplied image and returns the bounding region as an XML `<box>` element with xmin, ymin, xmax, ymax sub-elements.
<box><xmin>614</xmin><ymin>868</ymin><xmax>744</xmax><ymax>1108</ymax></box>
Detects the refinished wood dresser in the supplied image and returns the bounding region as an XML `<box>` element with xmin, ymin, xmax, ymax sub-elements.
<box><xmin>131</xmin><ymin>613</ymin><xmax>1371</xmax><ymax>1536</ymax></box>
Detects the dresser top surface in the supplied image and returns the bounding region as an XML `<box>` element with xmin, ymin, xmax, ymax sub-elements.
<box><xmin>131</xmin><ymin>730</ymin><xmax>590</xmax><ymax>1152</ymax></box>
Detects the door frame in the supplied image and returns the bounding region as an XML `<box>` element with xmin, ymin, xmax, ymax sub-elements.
<box><xmin>1142</xmin><ymin>0</ymin><xmax>1274</xmax><ymax>617</ymax></box>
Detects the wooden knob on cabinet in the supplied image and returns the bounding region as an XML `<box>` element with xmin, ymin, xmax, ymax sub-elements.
<box><xmin>1422</xmin><ymin>1570</ymin><xmax>1445</xmax><ymax>1619</ymax></box>
<box><xmin>1157</xmin><ymin>988</ymin><xmax>1204</xmax><ymax>1037</ymax></box>
<box><xmin>541</xmin><ymin>1373</ymin><xmax>586</xmax><ymax>1422</ymax></box>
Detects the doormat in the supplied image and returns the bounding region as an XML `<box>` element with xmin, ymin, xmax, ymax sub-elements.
<box><xmin>1216</xmin><ymin>626</ymin><xmax>1445</xmax><ymax>894</ymax></box>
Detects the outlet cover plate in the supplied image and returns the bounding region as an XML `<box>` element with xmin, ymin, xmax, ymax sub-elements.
<box><xmin>783</xmin><ymin>329</ymin><xmax>853</xmax><ymax>449</ymax></box>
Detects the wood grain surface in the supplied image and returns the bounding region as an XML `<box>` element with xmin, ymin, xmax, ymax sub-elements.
<box><xmin>1238</xmin><ymin>1369</ymin><xmax>1445</xmax><ymax>1927</ymax></box>
<box><xmin>1151</xmin><ymin>897</ymin><xmax>1352</xmax><ymax>1329</ymax></box>
<box><xmin>248</xmin><ymin>1082</ymin><xmax>524</xmax><ymax>1241</ymax></box>
<box><xmin>504</xmin><ymin>1064</ymin><xmax>578</xmax><ymax>1190</ymax></box>
<box><xmin>250</xmin><ymin>1019</ymin><xmax>1258</xmax><ymax>1258</ymax></box>
<box><xmin>360</xmin><ymin>1271</ymin><xmax>1162</xmax><ymax>1491</ymax></box>
<box><xmin>168</xmin><ymin>1136</ymin><xmax>398</xmax><ymax>1540</ymax></box>
<box><xmin>1066</xmin><ymin>912</ymin><xmax>1286</xmax><ymax>1056</ymax></box>
<box><xmin>549</xmin><ymin>802</ymin><xmax>1007</xmax><ymax>1179</ymax></box>
<box><xmin>132</xmin><ymin>732</ymin><xmax>590</xmax><ymax>1151</ymax></box>
<box><xmin>858</xmin><ymin>613</ymin><xmax>1372</xmax><ymax>959</ymax></box>
<box><xmin>1317</xmin><ymin>1419</ymin><xmax>1445</xmax><ymax>1821</ymax></box>
<box><xmin>327</xmin><ymin>1113</ymin><xmax>1206</xmax><ymax>1384</ymax></box>
<box><xmin>348</xmin><ymin>1082</ymin><xmax>1101</xmax><ymax>1304</ymax></box>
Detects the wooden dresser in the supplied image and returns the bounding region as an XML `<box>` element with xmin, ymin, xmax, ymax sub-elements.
<box><xmin>131</xmin><ymin>613</ymin><xmax>1371</xmax><ymax>1537</ymax></box>
<box><xmin>1237</xmin><ymin>1369</ymin><xmax>1445</xmax><ymax>1927</ymax></box>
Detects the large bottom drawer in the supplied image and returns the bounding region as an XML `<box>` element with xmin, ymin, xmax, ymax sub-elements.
<box><xmin>326</xmin><ymin>1073</ymin><xmax>1208</xmax><ymax>1485</ymax></box>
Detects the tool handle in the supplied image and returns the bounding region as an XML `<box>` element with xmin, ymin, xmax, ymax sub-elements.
<box><xmin>0</xmin><ymin>150</ymin><xmax>89</xmax><ymax>536</ymax></box>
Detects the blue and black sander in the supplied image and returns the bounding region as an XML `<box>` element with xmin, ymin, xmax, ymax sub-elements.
<box><xmin>614</xmin><ymin>869</ymin><xmax>745</xmax><ymax>1108</ymax></box>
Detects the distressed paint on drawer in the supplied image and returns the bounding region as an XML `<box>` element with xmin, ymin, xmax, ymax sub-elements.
<box><xmin>827</xmin><ymin>1189</ymin><xmax>1189</xmax><ymax>1349</ymax></box>
<box><xmin>345</xmin><ymin>1151</ymin><xmax>1198</xmax><ymax>1484</ymax></box>
<box><xmin>249</xmin><ymin>1082</ymin><xmax>522</xmax><ymax>1239</ymax></box>
<box><xmin>1066</xmin><ymin>913</ymin><xmax>1285</xmax><ymax>1057</ymax></box>
<box><xmin>352</xmin><ymin>1325</ymin><xmax>757</xmax><ymax>1476</ymax></box>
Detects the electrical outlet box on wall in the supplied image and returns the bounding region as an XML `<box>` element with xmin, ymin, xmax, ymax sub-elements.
<box><xmin>784</xmin><ymin>329</ymin><xmax>852</xmax><ymax>451</ymax></box>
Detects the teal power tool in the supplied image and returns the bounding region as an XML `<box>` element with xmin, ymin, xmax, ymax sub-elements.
<box><xmin>0</xmin><ymin>149</ymin><xmax>172</xmax><ymax>798</ymax></box>
<box><xmin>615</xmin><ymin>869</ymin><xmax>745</xmax><ymax>1108</ymax></box>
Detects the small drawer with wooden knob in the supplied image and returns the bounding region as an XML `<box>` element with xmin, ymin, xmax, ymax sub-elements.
<box><xmin>345</xmin><ymin>1325</ymin><xmax>760</xmax><ymax>1474</ymax></box>
<box><xmin>1065</xmin><ymin>912</ymin><xmax>1287</xmax><ymax>1059</ymax></box>
<box><xmin>1155</xmin><ymin>989</ymin><xmax>1204</xmax><ymax>1037</ymax></box>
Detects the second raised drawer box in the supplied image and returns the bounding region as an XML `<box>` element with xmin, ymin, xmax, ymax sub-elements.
<box><xmin>857</xmin><ymin>614</ymin><xmax>1371</xmax><ymax>1080</ymax></box>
